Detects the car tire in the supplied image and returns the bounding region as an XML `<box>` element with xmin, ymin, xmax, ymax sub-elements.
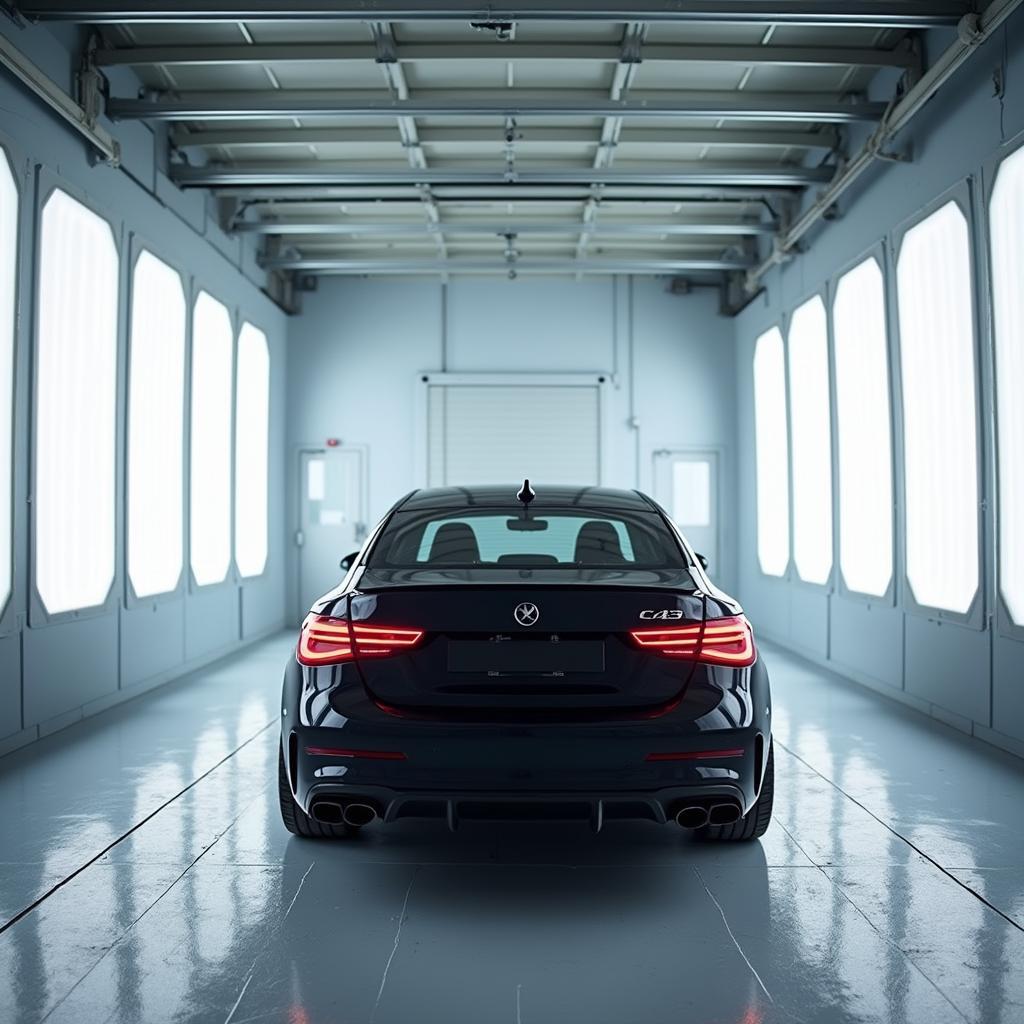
<box><xmin>698</xmin><ymin>741</ymin><xmax>774</xmax><ymax>842</ymax></box>
<box><xmin>278</xmin><ymin>747</ymin><xmax>360</xmax><ymax>839</ymax></box>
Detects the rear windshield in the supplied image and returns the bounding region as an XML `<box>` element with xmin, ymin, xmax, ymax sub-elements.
<box><xmin>368</xmin><ymin>507</ymin><xmax>686</xmax><ymax>569</ymax></box>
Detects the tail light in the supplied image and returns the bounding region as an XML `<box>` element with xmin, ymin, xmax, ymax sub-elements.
<box><xmin>630</xmin><ymin>615</ymin><xmax>755</xmax><ymax>667</ymax></box>
<box><xmin>297</xmin><ymin>615</ymin><xmax>423</xmax><ymax>667</ymax></box>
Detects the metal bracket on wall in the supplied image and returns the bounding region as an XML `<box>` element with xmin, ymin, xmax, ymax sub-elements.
<box><xmin>0</xmin><ymin>29</ymin><xmax>120</xmax><ymax>164</ymax></box>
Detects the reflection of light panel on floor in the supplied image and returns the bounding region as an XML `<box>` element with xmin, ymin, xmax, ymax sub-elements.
<box><xmin>1</xmin><ymin>634</ymin><xmax>1021</xmax><ymax>1024</ymax></box>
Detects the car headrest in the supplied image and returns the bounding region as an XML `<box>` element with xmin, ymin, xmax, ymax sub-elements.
<box><xmin>428</xmin><ymin>522</ymin><xmax>480</xmax><ymax>563</ymax></box>
<box><xmin>574</xmin><ymin>520</ymin><xmax>625</xmax><ymax>563</ymax></box>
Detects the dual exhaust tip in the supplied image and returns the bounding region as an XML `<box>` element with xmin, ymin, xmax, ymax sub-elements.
<box><xmin>311</xmin><ymin>800</ymin><xmax>378</xmax><ymax>828</ymax></box>
<box><xmin>675</xmin><ymin>802</ymin><xmax>741</xmax><ymax>829</ymax></box>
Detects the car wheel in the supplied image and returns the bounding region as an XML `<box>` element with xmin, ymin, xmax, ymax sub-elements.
<box><xmin>697</xmin><ymin>741</ymin><xmax>774</xmax><ymax>842</ymax></box>
<box><xmin>277</xmin><ymin>747</ymin><xmax>360</xmax><ymax>839</ymax></box>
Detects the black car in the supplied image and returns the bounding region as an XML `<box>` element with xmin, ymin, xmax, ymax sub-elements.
<box><xmin>278</xmin><ymin>483</ymin><xmax>773</xmax><ymax>842</ymax></box>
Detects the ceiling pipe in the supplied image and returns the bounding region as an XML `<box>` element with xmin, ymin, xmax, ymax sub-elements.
<box><xmin>746</xmin><ymin>0</ymin><xmax>1024</xmax><ymax>292</ymax></box>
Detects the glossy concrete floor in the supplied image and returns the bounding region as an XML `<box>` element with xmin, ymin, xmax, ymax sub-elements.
<box><xmin>1</xmin><ymin>634</ymin><xmax>1023</xmax><ymax>1024</ymax></box>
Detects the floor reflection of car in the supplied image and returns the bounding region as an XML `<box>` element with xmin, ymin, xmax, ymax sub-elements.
<box><xmin>278</xmin><ymin>483</ymin><xmax>773</xmax><ymax>842</ymax></box>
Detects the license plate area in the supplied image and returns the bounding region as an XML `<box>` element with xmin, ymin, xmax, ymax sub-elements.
<box><xmin>447</xmin><ymin>640</ymin><xmax>605</xmax><ymax>674</ymax></box>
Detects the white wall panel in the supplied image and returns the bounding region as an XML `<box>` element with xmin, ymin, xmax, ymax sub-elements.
<box><xmin>446</xmin><ymin>278</ymin><xmax>614</xmax><ymax>372</ymax></box>
<box><xmin>23</xmin><ymin>615</ymin><xmax>119</xmax><ymax>726</ymax></box>
<box><xmin>120</xmin><ymin>601</ymin><xmax>185</xmax><ymax>689</ymax></box>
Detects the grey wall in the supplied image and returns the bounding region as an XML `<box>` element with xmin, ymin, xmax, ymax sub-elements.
<box><xmin>733</xmin><ymin>15</ymin><xmax>1024</xmax><ymax>760</ymax></box>
<box><xmin>0</xmin><ymin>21</ymin><xmax>289</xmax><ymax>756</ymax></box>
<box><xmin>286</xmin><ymin>275</ymin><xmax>736</xmax><ymax>621</ymax></box>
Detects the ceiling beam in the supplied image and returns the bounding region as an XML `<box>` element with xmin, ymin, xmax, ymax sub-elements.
<box><xmin>234</xmin><ymin>219</ymin><xmax>777</xmax><ymax>236</ymax></box>
<box><xmin>258</xmin><ymin>256</ymin><xmax>755</xmax><ymax>275</ymax></box>
<box><xmin>171</xmin><ymin>125</ymin><xmax>841</xmax><ymax>151</ymax></box>
<box><xmin>110</xmin><ymin>90</ymin><xmax>885</xmax><ymax>123</ymax></box>
<box><xmin>172</xmin><ymin>162</ymin><xmax>833</xmax><ymax>188</ymax></box>
<box><xmin>19</xmin><ymin>1</ymin><xmax>970</xmax><ymax>28</ymax></box>
<box><xmin>94</xmin><ymin>41</ymin><xmax>919</xmax><ymax>69</ymax></box>
<box><xmin>212</xmin><ymin>184</ymin><xmax>796</xmax><ymax>201</ymax></box>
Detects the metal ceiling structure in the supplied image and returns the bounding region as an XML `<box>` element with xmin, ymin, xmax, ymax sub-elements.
<box><xmin>11</xmin><ymin>0</ymin><xmax>1009</xmax><ymax>295</ymax></box>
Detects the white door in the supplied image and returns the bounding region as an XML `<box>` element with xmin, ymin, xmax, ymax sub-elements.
<box><xmin>653</xmin><ymin>450</ymin><xmax>718</xmax><ymax>575</ymax></box>
<box><xmin>297</xmin><ymin>448</ymin><xmax>366</xmax><ymax>616</ymax></box>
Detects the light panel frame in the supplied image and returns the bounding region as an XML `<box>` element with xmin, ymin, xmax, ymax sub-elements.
<box><xmin>889</xmin><ymin>182</ymin><xmax>985</xmax><ymax>629</ymax></box>
<box><xmin>981</xmin><ymin>137</ymin><xmax>1024</xmax><ymax>643</ymax></box>
<box><xmin>124</xmin><ymin>237</ymin><xmax>188</xmax><ymax>605</ymax></box>
<box><xmin>752</xmin><ymin>324</ymin><xmax>791</xmax><ymax>579</ymax></box>
<box><xmin>0</xmin><ymin>143</ymin><xmax>19</xmax><ymax>628</ymax></box>
<box><xmin>234</xmin><ymin>319</ymin><xmax>270</xmax><ymax>580</ymax></box>
<box><xmin>29</xmin><ymin>177</ymin><xmax>124</xmax><ymax>625</ymax></box>
<box><xmin>784</xmin><ymin>289</ymin><xmax>834</xmax><ymax>589</ymax></box>
<box><xmin>829</xmin><ymin>244</ymin><xmax>898</xmax><ymax>607</ymax></box>
<box><xmin>188</xmin><ymin>289</ymin><xmax>235</xmax><ymax>590</ymax></box>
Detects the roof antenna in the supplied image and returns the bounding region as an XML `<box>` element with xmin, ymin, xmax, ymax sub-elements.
<box><xmin>516</xmin><ymin>479</ymin><xmax>535</xmax><ymax>506</ymax></box>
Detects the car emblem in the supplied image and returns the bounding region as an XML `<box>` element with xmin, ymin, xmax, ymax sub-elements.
<box><xmin>514</xmin><ymin>602</ymin><xmax>540</xmax><ymax>627</ymax></box>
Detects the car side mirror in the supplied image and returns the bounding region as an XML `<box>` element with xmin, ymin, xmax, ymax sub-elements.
<box><xmin>695</xmin><ymin>552</ymin><xmax>709</xmax><ymax>571</ymax></box>
<box><xmin>340</xmin><ymin>551</ymin><xmax>360</xmax><ymax>572</ymax></box>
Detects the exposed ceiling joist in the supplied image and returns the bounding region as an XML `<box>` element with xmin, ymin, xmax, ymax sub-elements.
<box><xmin>173</xmin><ymin>163</ymin><xmax>833</xmax><ymax>188</ymax></box>
<box><xmin>18</xmin><ymin>1</ymin><xmax>970</xmax><ymax>27</ymax></box>
<box><xmin>167</xmin><ymin>125</ymin><xmax>839</xmax><ymax>151</ymax></box>
<box><xmin>93</xmin><ymin>41</ymin><xmax>919</xmax><ymax>69</ymax></box>
<box><xmin>212</xmin><ymin>184</ymin><xmax>796</xmax><ymax>201</ymax></box>
<box><xmin>259</xmin><ymin>256</ymin><xmax>755</xmax><ymax>275</ymax></box>
<box><xmin>171</xmin><ymin>126</ymin><xmax>841</xmax><ymax>151</ymax></box>
<box><xmin>234</xmin><ymin>219</ymin><xmax>776</xmax><ymax>237</ymax></box>
<box><xmin>110</xmin><ymin>90</ymin><xmax>885</xmax><ymax>123</ymax></box>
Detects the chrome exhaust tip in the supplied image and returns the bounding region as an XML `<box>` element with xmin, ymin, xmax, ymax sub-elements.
<box><xmin>708</xmin><ymin>802</ymin><xmax>742</xmax><ymax>825</ymax></box>
<box><xmin>675</xmin><ymin>805</ymin><xmax>710</xmax><ymax>829</ymax></box>
<box><xmin>342</xmin><ymin>802</ymin><xmax>378</xmax><ymax>828</ymax></box>
<box><xmin>311</xmin><ymin>799</ymin><xmax>345</xmax><ymax>825</ymax></box>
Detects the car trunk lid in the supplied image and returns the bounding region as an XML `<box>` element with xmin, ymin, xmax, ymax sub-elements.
<box><xmin>340</xmin><ymin>578</ymin><xmax>706</xmax><ymax>712</ymax></box>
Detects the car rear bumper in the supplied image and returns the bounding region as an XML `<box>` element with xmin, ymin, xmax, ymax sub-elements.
<box><xmin>303</xmin><ymin>781</ymin><xmax>749</xmax><ymax>830</ymax></box>
<box><xmin>280</xmin><ymin>653</ymin><xmax>772</xmax><ymax>824</ymax></box>
<box><xmin>285</xmin><ymin>719</ymin><xmax>769</xmax><ymax>821</ymax></box>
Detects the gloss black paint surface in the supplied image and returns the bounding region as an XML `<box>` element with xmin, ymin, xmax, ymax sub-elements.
<box><xmin>282</xmin><ymin>485</ymin><xmax>771</xmax><ymax>825</ymax></box>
